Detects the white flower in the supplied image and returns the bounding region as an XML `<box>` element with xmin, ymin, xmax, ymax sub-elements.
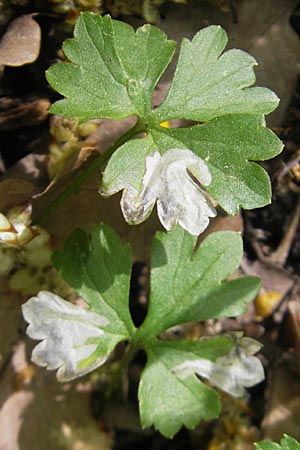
<box><xmin>22</xmin><ymin>291</ymin><xmax>109</xmax><ymax>381</ymax></box>
<box><xmin>107</xmin><ymin>148</ymin><xmax>216</xmax><ymax>236</ymax></box>
<box><xmin>172</xmin><ymin>334</ymin><xmax>265</xmax><ymax>397</ymax></box>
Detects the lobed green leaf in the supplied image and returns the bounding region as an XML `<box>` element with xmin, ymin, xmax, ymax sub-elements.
<box><xmin>102</xmin><ymin>114</ymin><xmax>283</xmax><ymax>218</ymax></box>
<box><xmin>46</xmin><ymin>13</ymin><xmax>175</xmax><ymax>120</ymax></box>
<box><xmin>154</xmin><ymin>26</ymin><xmax>279</xmax><ymax>122</ymax></box>
<box><xmin>138</xmin><ymin>226</ymin><xmax>260</xmax><ymax>339</ymax></box>
<box><xmin>24</xmin><ymin>221</ymin><xmax>265</xmax><ymax>435</ymax></box>
<box><xmin>52</xmin><ymin>223</ymin><xmax>135</xmax><ymax>337</ymax></box>
<box><xmin>149</xmin><ymin>114</ymin><xmax>283</xmax><ymax>214</ymax></box>
<box><xmin>47</xmin><ymin>13</ymin><xmax>283</xmax><ymax>220</ymax></box>
<box><xmin>139</xmin><ymin>337</ymin><xmax>233</xmax><ymax>438</ymax></box>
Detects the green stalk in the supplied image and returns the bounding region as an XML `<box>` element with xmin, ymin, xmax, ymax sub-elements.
<box><xmin>33</xmin><ymin>121</ymin><xmax>144</xmax><ymax>225</ymax></box>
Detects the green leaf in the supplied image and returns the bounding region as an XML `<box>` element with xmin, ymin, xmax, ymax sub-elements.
<box><xmin>154</xmin><ymin>25</ymin><xmax>279</xmax><ymax>122</ymax></box>
<box><xmin>102</xmin><ymin>114</ymin><xmax>283</xmax><ymax>224</ymax></box>
<box><xmin>139</xmin><ymin>337</ymin><xmax>233</xmax><ymax>438</ymax></box>
<box><xmin>46</xmin><ymin>13</ymin><xmax>175</xmax><ymax>120</ymax></box>
<box><xmin>138</xmin><ymin>226</ymin><xmax>260</xmax><ymax>338</ymax></box>
<box><xmin>255</xmin><ymin>435</ymin><xmax>300</xmax><ymax>450</ymax></box>
<box><xmin>281</xmin><ymin>436</ymin><xmax>300</xmax><ymax>450</ymax></box>
<box><xmin>23</xmin><ymin>222</ymin><xmax>265</xmax><ymax>433</ymax></box>
<box><xmin>47</xmin><ymin>13</ymin><xmax>283</xmax><ymax>227</ymax></box>
<box><xmin>52</xmin><ymin>223</ymin><xmax>135</xmax><ymax>337</ymax></box>
<box><xmin>255</xmin><ymin>443</ymin><xmax>281</xmax><ymax>450</ymax></box>
<box><xmin>150</xmin><ymin>114</ymin><xmax>283</xmax><ymax>214</ymax></box>
<box><xmin>101</xmin><ymin>137</ymin><xmax>153</xmax><ymax>197</ymax></box>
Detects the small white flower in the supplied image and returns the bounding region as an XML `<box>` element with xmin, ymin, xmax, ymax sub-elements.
<box><xmin>22</xmin><ymin>291</ymin><xmax>109</xmax><ymax>381</ymax></box>
<box><xmin>105</xmin><ymin>148</ymin><xmax>216</xmax><ymax>236</ymax></box>
<box><xmin>172</xmin><ymin>335</ymin><xmax>265</xmax><ymax>397</ymax></box>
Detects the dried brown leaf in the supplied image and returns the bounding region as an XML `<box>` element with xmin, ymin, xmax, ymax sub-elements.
<box><xmin>262</xmin><ymin>361</ymin><xmax>300</xmax><ymax>441</ymax></box>
<box><xmin>0</xmin><ymin>179</ymin><xmax>34</xmax><ymax>211</ymax></box>
<box><xmin>0</xmin><ymin>97</ymin><xmax>50</xmax><ymax>130</ymax></box>
<box><xmin>226</xmin><ymin>0</ymin><xmax>300</xmax><ymax>126</ymax></box>
<box><xmin>0</xmin><ymin>14</ymin><xmax>41</xmax><ymax>66</ymax></box>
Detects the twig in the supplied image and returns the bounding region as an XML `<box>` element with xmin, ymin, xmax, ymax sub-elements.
<box><xmin>269</xmin><ymin>195</ymin><xmax>300</xmax><ymax>266</ymax></box>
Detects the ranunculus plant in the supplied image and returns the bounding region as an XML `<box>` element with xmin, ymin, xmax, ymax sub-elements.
<box><xmin>22</xmin><ymin>13</ymin><xmax>283</xmax><ymax>438</ymax></box>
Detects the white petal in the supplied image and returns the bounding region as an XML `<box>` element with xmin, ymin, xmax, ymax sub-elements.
<box><xmin>157</xmin><ymin>170</ymin><xmax>216</xmax><ymax>235</ymax></box>
<box><xmin>120</xmin><ymin>151</ymin><xmax>161</xmax><ymax>224</ymax></box>
<box><xmin>142</xmin><ymin>151</ymin><xmax>162</xmax><ymax>187</ymax></box>
<box><xmin>156</xmin><ymin>149</ymin><xmax>216</xmax><ymax>235</ymax></box>
<box><xmin>120</xmin><ymin>185</ymin><xmax>156</xmax><ymax>224</ymax></box>
<box><xmin>22</xmin><ymin>291</ymin><xmax>109</xmax><ymax>381</ymax></box>
<box><xmin>173</xmin><ymin>336</ymin><xmax>265</xmax><ymax>397</ymax></box>
<box><xmin>102</xmin><ymin>147</ymin><xmax>216</xmax><ymax>235</ymax></box>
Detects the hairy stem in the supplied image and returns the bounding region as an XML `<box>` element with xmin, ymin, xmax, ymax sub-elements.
<box><xmin>33</xmin><ymin>121</ymin><xmax>144</xmax><ymax>225</ymax></box>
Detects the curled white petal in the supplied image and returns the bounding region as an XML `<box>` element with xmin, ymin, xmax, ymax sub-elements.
<box><xmin>121</xmin><ymin>149</ymin><xmax>216</xmax><ymax>236</ymax></box>
<box><xmin>22</xmin><ymin>291</ymin><xmax>109</xmax><ymax>381</ymax></box>
<box><xmin>172</xmin><ymin>336</ymin><xmax>265</xmax><ymax>397</ymax></box>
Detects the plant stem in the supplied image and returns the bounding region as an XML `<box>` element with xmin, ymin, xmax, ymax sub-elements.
<box><xmin>105</xmin><ymin>342</ymin><xmax>137</xmax><ymax>398</ymax></box>
<box><xmin>33</xmin><ymin>122</ymin><xmax>144</xmax><ymax>225</ymax></box>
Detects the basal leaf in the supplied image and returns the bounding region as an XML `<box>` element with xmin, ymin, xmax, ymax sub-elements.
<box><xmin>52</xmin><ymin>223</ymin><xmax>135</xmax><ymax>337</ymax></box>
<box><xmin>139</xmin><ymin>337</ymin><xmax>232</xmax><ymax>438</ymax></box>
<box><xmin>138</xmin><ymin>226</ymin><xmax>260</xmax><ymax>338</ymax></box>
<box><xmin>154</xmin><ymin>25</ymin><xmax>279</xmax><ymax>122</ymax></box>
<box><xmin>46</xmin><ymin>13</ymin><xmax>175</xmax><ymax>120</ymax></box>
